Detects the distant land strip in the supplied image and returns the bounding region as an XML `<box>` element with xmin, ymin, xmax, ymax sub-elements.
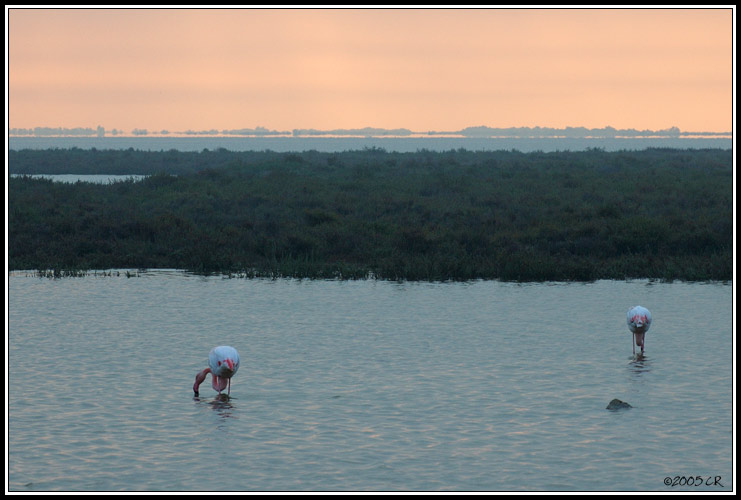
<box><xmin>8</xmin><ymin>125</ymin><xmax>732</xmax><ymax>139</ymax></box>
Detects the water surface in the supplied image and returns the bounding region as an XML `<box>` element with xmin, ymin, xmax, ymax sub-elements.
<box><xmin>10</xmin><ymin>173</ymin><xmax>147</xmax><ymax>184</ymax></box>
<box><xmin>8</xmin><ymin>274</ymin><xmax>733</xmax><ymax>491</ymax></box>
<box><xmin>9</xmin><ymin>136</ymin><xmax>732</xmax><ymax>152</ymax></box>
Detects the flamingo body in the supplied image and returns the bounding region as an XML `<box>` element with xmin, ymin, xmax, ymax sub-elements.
<box><xmin>627</xmin><ymin>306</ymin><xmax>652</xmax><ymax>354</ymax></box>
<box><xmin>194</xmin><ymin>345</ymin><xmax>240</xmax><ymax>396</ymax></box>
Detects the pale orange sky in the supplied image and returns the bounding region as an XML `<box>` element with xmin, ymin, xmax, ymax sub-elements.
<box><xmin>7</xmin><ymin>7</ymin><xmax>734</xmax><ymax>133</ymax></box>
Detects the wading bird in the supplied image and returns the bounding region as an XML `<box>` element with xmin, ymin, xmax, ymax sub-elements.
<box><xmin>193</xmin><ymin>346</ymin><xmax>240</xmax><ymax>396</ymax></box>
<box><xmin>626</xmin><ymin>306</ymin><xmax>652</xmax><ymax>355</ymax></box>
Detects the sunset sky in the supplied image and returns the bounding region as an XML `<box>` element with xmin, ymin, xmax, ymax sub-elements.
<box><xmin>7</xmin><ymin>7</ymin><xmax>734</xmax><ymax>133</ymax></box>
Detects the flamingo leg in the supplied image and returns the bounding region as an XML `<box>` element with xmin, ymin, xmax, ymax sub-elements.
<box><xmin>227</xmin><ymin>378</ymin><xmax>231</xmax><ymax>396</ymax></box>
<box><xmin>632</xmin><ymin>335</ymin><xmax>636</xmax><ymax>355</ymax></box>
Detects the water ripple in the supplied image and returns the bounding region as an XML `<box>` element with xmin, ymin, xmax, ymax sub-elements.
<box><xmin>9</xmin><ymin>276</ymin><xmax>733</xmax><ymax>491</ymax></box>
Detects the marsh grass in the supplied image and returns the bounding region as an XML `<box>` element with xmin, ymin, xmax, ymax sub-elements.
<box><xmin>8</xmin><ymin>148</ymin><xmax>732</xmax><ymax>282</ymax></box>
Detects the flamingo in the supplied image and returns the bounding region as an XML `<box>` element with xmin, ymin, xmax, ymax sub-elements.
<box><xmin>626</xmin><ymin>306</ymin><xmax>652</xmax><ymax>355</ymax></box>
<box><xmin>193</xmin><ymin>346</ymin><xmax>240</xmax><ymax>396</ymax></box>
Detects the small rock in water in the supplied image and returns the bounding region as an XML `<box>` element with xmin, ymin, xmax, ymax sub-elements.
<box><xmin>606</xmin><ymin>399</ymin><xmax>632</xmax><ymax>410</ymax></box>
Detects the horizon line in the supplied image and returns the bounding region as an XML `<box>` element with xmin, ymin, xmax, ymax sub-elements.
<box><xmin>8</xmin><ymin>124</ymin><xmax>733</xmax><ymax>138</ymax></box>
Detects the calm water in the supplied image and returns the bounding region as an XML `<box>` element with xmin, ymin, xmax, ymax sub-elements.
<box><xmin>10</xmin><ymin>174</ymin><xmax>148</xmax><ymax>184</ymax></box>
<box><xmin>7</xmin><ymin>274</ymin><xmax>733</xmax><ymax>491</ymax></box>
<box><xmin>8</xmin><ymin>136</ymin><xmax>732</xmax><ymax>153</ymax></box>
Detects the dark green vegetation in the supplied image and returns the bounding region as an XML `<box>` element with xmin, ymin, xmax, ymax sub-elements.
<box><xmin>8</xmin><ymin>147</ymin><xmax>732</xmax><ymax>281</ymax></box>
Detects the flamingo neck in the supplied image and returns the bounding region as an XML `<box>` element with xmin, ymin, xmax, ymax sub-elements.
<box><xmin>193</xmin><ymin>367</ymin><xmax>211</xmax><ymax>395</ymax></box>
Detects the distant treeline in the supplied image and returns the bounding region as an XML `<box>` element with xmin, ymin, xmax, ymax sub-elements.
<box><xmin>10</xmin><ymin>125</ymin><xmax>730</xmax><ymax>138</ymax></box>
<box><xmin>10</xmin><ymin>126</ymin><xmax>108</xmax><ymax>137</ymax></box>
<box><xmin>8</xmin><ymin>147</ymin><xmax>732</xmax><ymax>281</ymax></box>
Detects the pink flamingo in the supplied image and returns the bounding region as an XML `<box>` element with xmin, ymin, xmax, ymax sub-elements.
<box><xmin>626</xmin><ymin>306</ymin><xmax>652</xmax><ymax>355</ymax></box>
<box><xmin>193</xmin><ymin>346</ymin><xmax>240</xmax><ymax>396</ymax></box>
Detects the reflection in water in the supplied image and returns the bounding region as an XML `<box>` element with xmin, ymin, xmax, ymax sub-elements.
<box><xmin>628</xmin><ymin>354</ymin><xmax>651</xmax><ymax>376</ymax></box>
<box><xmin>194</xmin><ymin>394</ymin><xmax>237</xmax><ymax>420</ymax></box>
